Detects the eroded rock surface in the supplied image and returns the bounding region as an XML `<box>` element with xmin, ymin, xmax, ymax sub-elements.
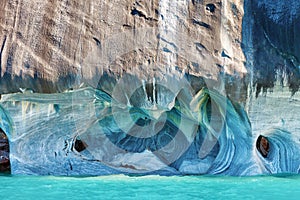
<box><xmin>243</xmin><ymin>0</ymin><xmax>300</xmax><ymax>95</ymax></box>
<box><xmin>0</xmin><ymin>0</ymin><xmax>247</xmax><ymax>101</ymax></box>
<box><xmin>1</xmin><ymin>1</ymin><xmax>300</xmax><ymax>176</ymax></box>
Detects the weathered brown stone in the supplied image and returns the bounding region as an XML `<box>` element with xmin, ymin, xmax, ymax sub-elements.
<box><xmin>0</xmin><ymin>0</ymin><xmax>247</xmax><ymax>97</ymax></box>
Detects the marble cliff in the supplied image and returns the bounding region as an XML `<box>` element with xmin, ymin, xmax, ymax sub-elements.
<box><xmin>1</xmin><ymin>0</ymin><xmax>299</xmax><ymax>99</ymax></box>
<box><xmin>0</xmin><ymin>0</ymin><xmax>300</xmax><ymax>175</ymax></box>
<box><xmin>0</xmin><ymin>0</ymin><xmax>247</xmax><ymax>95</ymax></box>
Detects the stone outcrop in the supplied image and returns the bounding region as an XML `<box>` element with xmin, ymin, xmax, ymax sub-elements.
<box><xmin>0</xmin><ymin>0</ymin><xmax>299</xmax><ymax>113</ymax></box>
<box><xmin>242</xmin><ymin>0</ymin><xmax>300</xmax><ymax>137</ymax></box>
<box><xmin>1</xmin><ymin>0</ymin><xmax>300</xmax><ymax>176</ymax></box>
<box><xmin>0</xmin><ymin>0</ymin><xmax>247</xmax><ymax>100</ymax></box>
<box><xmin>243</xmin><ymin>0</ymin><xmax>300</xmax><ymax>96</ymax></box>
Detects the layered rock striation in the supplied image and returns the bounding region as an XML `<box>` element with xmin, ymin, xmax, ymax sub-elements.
<box><xmin>243</xmin><ymin>0</ymin><xmax>300</xmax><ymax>96</ymax></box>
<box><xmin>1</xmin><ymin>0</ymin><xmax>300</xmax><ymax>175</ymax></box>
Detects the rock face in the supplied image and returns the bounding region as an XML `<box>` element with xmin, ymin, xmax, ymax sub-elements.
<box><xmin>243</xmin><ymin>0</ymin><xmax>300</xmax><ymax>95</ymax></box>
<box><xmin>241</xmin><ymin>0</ymin><xmax>300</xmax><ymax>137</ymax></box>
<box><xmin>0</xmin><ymin>0</ymin><xmax>247</xmax><ymax>98</ymax></box>
<box><xmin>0</xmin><ymin>87</ymin><xmax>260</xmax><ymax>175</ymax></box>
<box><xmin>1</xmin><ymin>0</ymin><xmax>300</xmax><ymax>176</ymax></box>
<box><xmin>0</xmin><ymin>1</ymin><xmax>300</xmax><ymax>98</ymax></box>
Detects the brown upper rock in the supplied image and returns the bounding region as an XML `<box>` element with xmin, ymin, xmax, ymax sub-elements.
<box><xmin>0</xmin><ymin>0</ymin><xmax>247</xmax><ymax>97</ymax></box>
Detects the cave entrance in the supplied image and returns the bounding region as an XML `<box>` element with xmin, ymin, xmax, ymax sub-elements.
<box><xmin>0</xmin><ymin>128</ymin><xmax>10</xmax><ymax>173</ymax></box>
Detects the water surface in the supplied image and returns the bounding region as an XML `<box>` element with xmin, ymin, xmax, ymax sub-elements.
<box><xmin>0</xmin><ymin>174</ymin><xmax>299</xmax><ymax>199</ymax></box>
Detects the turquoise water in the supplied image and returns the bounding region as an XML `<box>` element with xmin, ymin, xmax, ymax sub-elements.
<box><xmin>0</xmin><ymin>174</ymin><xmax>299</xmax><ymax>199</ymax></box>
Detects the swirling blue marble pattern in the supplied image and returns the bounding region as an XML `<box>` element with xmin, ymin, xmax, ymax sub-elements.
<box><xmin>0</xmin><ymin>87</ymin><xmax>298</xmax><ymax>175</ymax></box>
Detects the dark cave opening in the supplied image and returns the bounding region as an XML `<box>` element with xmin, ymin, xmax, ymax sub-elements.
<box><xmin>0</xmin><ymin>128</ymin><xmax>10</xmax><ymax>173</ymax></box>
<box><xmin>74</xmin><ymin>137</ymin><xmax>87</xmax><ymax>153</ymax></box>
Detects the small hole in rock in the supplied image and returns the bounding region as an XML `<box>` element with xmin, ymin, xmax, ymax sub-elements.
<box><xmin>206</xmin><ymin>4</ymin><xmax>216</xmax><ymax>13</ymax></box>
<box><xmin>256</xmin><ymin>135</ymin><xmax>270</xmax><ymax>158</ymax></box>
<box><xmin>74</xmin><ymin>138</ymin><xmax>87</xmax><ymax>152</ymax></box>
